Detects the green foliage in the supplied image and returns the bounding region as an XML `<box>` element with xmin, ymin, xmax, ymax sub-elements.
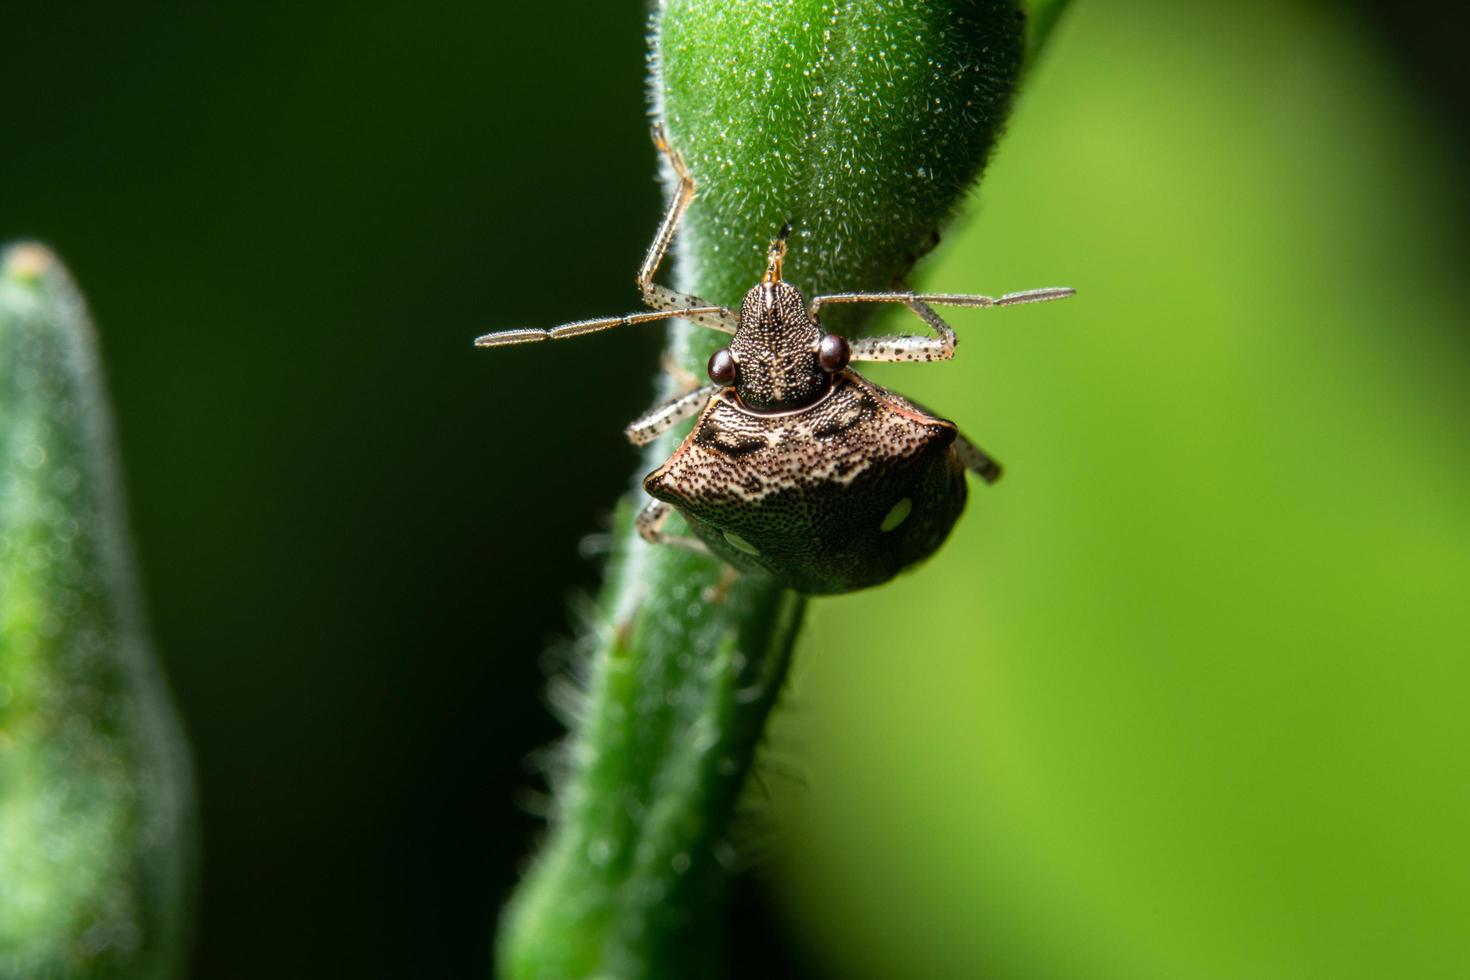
<box><xmin>497</xmin><ymin>2</ymin><xmax>1073</xmax><ymax>978</ymax></box>
<box><xmin>0</xmin><ymin>245</ymin><xmax>194</xmax><ymax>979</ymax></box>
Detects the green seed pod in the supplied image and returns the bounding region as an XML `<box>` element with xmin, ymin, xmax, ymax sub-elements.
<box><xmin>0</xmin><ymin>244</ymin><xmax>195</xmax><ymax>979</ymax></box>
<box><xmin>655</xmin><ymin>0</ymin><xmax>1025</xmax><ymax>337</ymax></box>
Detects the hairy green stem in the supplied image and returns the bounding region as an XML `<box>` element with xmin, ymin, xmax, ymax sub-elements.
<box><xmin>498</xmin><ymin>2</ymin><xmax>1069</xmax><ymax>976</ymax></box>
<box><xmin>0</xmin><ymin>244</ymin><xmax>195</xmax><ymax>979</ymax></box>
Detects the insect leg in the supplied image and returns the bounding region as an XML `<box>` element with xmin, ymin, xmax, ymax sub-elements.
<box><xmin>474</xmin><ymin>306</ymin><xmax>731</xmax><ymax>347</ymax></box>
<box><xmin>847</xmin><ymin>297</ymin><xmax>957</xmax><ymax>363</ymax></box>
<box><xmin>635</xmin><ymin>498</ymin><xmax>711</xmax><ymax>555</ymax></box>
<box><xmin>624</xmin><ymin>384</ymin><xmax>721</xmax><ymax>446</ymax></box>
<box><xmin>475</xmin><ymin>129</ymin><xmax>742</xmax><ymax>349</ymax></box>
<box><xmin>953</xmin><ymin>430</ymin><xmax>1003</xmax><ymax>484</ymax></box>
<box><xmin>639</xmin><ymin>126</ymin><xmax>741</xmax><ymax>330</ymax></box>
<box><xmin>660</xmin><ymin>350</ymin><xmax>704</xmax><ymax>393</ymax></box>
<box><xmin>810</xmin><ymin>287</ymin><xmax>1074</xmax><ymax>363</ymax></box>
<box><xmin>889</xmin><ymin>388</ymin><xmax>1005</xmax><ymax>484</ymax></box>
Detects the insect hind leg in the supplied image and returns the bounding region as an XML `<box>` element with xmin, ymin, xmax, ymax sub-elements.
<box><xmin>636</xmin><ymin>499</ymin><xmax>712</xmax><ymax>555</ymax></box>
<box><xmin>893</xmin><ymin>389</ymin><xmax>1004</xmax><ymax>484</ymax></box>
<box><xmin>953</xmin><ymin>431</ymin><xmax>1002</xmax><ymax>484</ymax></box>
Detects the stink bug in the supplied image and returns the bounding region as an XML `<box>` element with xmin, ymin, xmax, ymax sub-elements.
<box><xmin>476</xmin><ymin>131</ymin><xmax>1072</xmax><ymax>594</ymax></box>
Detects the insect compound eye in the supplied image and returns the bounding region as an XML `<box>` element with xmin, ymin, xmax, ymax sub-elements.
<box><xmin>817</xmin><ymin>334</ymin><xmax>851</xmax><ymax>373</ymax></box>
<box><xmin>707</xmin><ymin>347</ymin><xmax>738</xmax><ymax>386</ymax></box>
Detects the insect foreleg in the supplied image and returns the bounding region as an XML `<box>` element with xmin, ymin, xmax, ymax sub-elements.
<box><xmin>810</xmin><ymin>287</ymin><xmax>1074</xmax><ymax>364</ymax></box>
<box><xmin>624</xmin><ymin>384</ymin><xmax>720</xmax><ymax>446</ymax></box>
<box><xmin>640</xmin><ymin>126</ymin><xmax>741</xmax><ymax>331</ymax></box>
<box><xmin>847</xmin><ymin>298</ymin><xmax>958</xmax><ymax>363</ymax></box>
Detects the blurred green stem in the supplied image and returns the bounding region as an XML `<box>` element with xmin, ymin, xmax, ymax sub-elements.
<box><xmin>0</xmin><ymin>244</ymin><xmax>195</xmax><ymax>979</ymax></box>
<box><xmin>497</xmin><ymin>2</ymin><xmax>1070</xmax><ymax>977</ymax></box>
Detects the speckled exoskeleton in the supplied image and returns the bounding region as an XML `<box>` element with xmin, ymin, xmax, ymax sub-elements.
<box><xmin>476</xmin><ymin>131</ymin><xmax>1072</xmax><ymax>594</ymax></box>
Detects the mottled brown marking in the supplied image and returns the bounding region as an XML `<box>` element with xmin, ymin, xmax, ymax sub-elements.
<box><xmin>644</xmin><ymin>371</ymin><xmax>965</xmax><ymax>594</ymax></box>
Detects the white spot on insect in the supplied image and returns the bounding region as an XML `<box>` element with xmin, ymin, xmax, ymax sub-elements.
<box><xmin>880</xmin><ymin>498</ymin><xmax>912</xmax><ymax>532</ymax></box>
<box><xmin>723</xmin><ymin>530</ymin><xmax>760</xmax><ymax>556</ymax></box>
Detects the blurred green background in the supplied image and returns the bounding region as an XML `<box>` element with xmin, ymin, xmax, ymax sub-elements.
<box><xmin>4</xmin><ymin>0</ymin><xmax>1468</xmax><ymax>977</ymax></box>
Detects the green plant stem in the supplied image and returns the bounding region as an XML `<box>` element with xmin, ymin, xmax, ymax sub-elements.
<box><xmin>501</xmin><ymin>516</ymin><xmax>806</xmax><ymax>979</ymax></box>
<box><xmin>498</xmin><ymin>2</ymin><xmax>1070</xmax><ymax>977</ymax></box>
<box><xmin>1021</xmin><ymin>0</ymin><xmax>1074</xmax><ymax>68</ymax></box>
<box><xmin>0</xmin><ymin>244</ymin><xmax>195</xmax><ymax>979</ymax></box>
